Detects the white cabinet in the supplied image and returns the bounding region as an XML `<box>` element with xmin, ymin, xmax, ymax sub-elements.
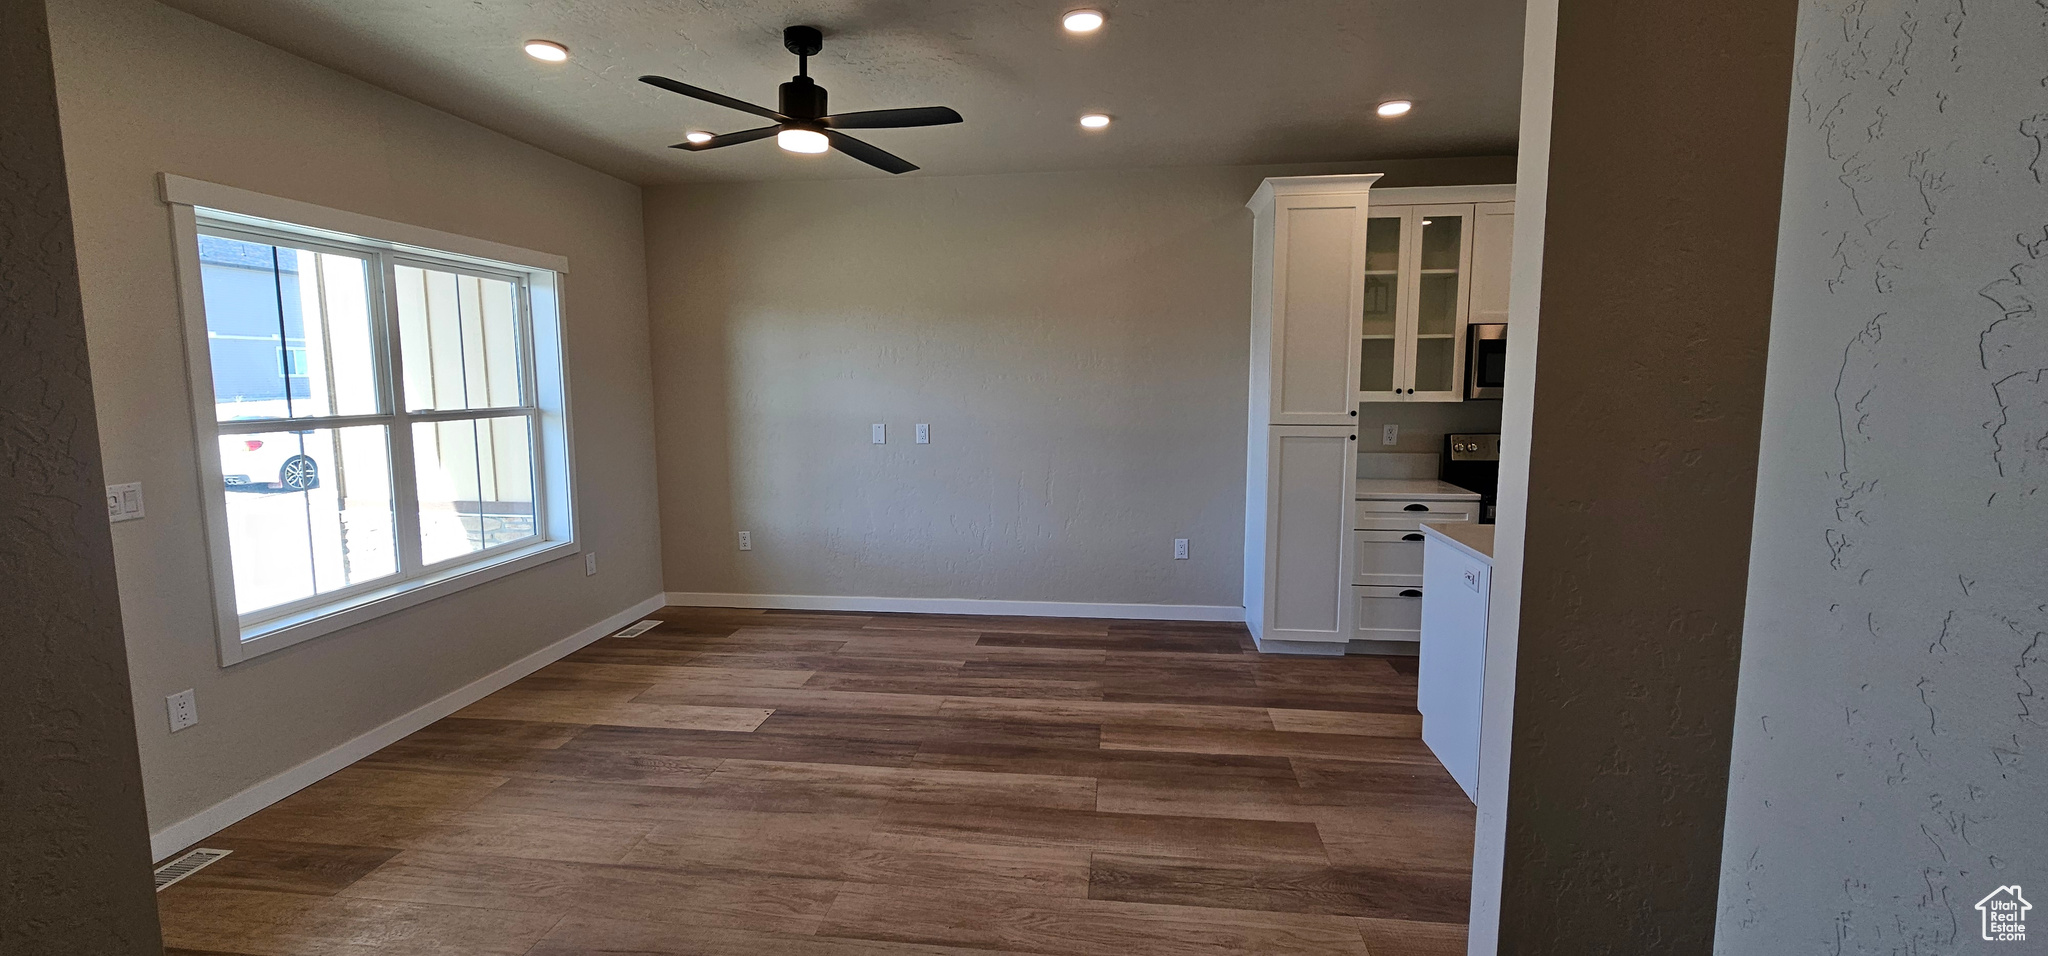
<box><xmin>1351</xmin><ymin>530</ymin><xmax>1426</xmax><ymax>587</ymax></box>
<box><xmin>1251</xmin><ymin>426</ymin><xmax>1359</xmax><ymax>644</ymax></box>
<box><xmin>1354</xmin><ymin>586</ymin><xmax>1425</xmax><ymax>641</ymax></box>
<box><xmin>1419</xmin><ymin>530</ymin><xmax>1491</xmax><ymax>801</ymax></box>
<box><xmin>1356</xmin><ymin>186</ymin><xmax>1515</xmax><ymax>403</ymax></box>
<box><xmin>1248</xmin><ymin>176</ymin><xmax>1379</xmax><ymax>426</ymax></box>
<box><xmin>1347</xmin><ymin>489</ymin><xmax>1479</xmax><ymax>644</ymax></box>
<box><xmin>1243</xmin><ymin>175</ymin><xmax>1379</xmax><ymax>649</ymax></box>
<box><xmin>1468</xmin><ymin>201</ymin><xmax>1516</xmax><ymax>327</ymax></box>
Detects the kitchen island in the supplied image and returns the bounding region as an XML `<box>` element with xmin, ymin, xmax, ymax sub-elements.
<box><xmin>1418</xmin><ymin>521</ymin><xmax>1494</xmax><ymax>800</ymax></box>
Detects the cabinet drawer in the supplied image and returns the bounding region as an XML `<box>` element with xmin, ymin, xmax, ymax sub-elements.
<box><xmin>1352</xmin><ymin>530</ymin><xmax>1426</xmax><ymax>587</ymax></box>
<box><xmin>1354</xmin><ymin>499</ymin><xmax>1480</xmax><ymax>530</ymax></box>
<box><xmin>1353</xmin><ymin>585</ymin><xmax>1423</xmax><ymax>642</ymax></box>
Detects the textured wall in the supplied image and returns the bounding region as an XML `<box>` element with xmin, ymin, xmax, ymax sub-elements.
<box><xmin>644</xmin><ymin>158</ymin><xmax>1516</xmax><ymax>608</ymax></box>
<box><xmin>1467</xmin><ymin>0</ymin><xmax>1558</xmax><ymax>949</ymax></box>
<box><xmin>46</xmin><ymin>0</ymin><xmax>662</xmax><ymax>840</ymax></box>
<box><xmin>0</xmin><ymin>0</ymin><xmax>164</xmax><ymax>950</ymax></box>
<box><xmin>1495</xmin><ymin>0</ymin><xmax>1797</xmax><ymax>950</ymax></box>
<box><xmin>1716</xmin><ymin>1</ymin><xmax>2048</xmax><ymax>951</ymax></box>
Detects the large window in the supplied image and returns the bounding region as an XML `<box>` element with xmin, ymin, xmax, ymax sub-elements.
<box><xmin>167</xmin><ymin>178</ymin><xmax>575</xmax><ymax>663</ymax></box>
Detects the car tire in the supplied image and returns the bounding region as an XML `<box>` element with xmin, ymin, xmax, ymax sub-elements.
<box><xmin>279</xmin><ymin>454</ymin><xmax>319</xmax><ymax>491</ymax></box>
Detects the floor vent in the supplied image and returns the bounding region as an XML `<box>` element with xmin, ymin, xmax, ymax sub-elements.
<box><xmin>614</xmin><ymin>619</ymin><xmax>663</xmax><ymax>639</ymax></box>
<box><xmin>154</xmin><ymin>848</ymin><xmax>231</xmax><ymax>891</ymax></box>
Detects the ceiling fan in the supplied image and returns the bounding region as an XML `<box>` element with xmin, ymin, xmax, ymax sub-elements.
<box><xmin>639</xmin><ymin>25</ymin><xmax>963</xmax><ymax>174</ymax></box>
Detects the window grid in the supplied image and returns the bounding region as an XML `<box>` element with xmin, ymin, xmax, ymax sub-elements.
<box><xmin>197</xmin><ymin>218</ymin><xmax>545</xmax><ymax>629</ymax></box>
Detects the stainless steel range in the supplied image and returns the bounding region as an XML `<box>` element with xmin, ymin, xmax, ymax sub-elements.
<box><xmin>1442</xmin><ymin>433</ymin><xmax>1501</xmax><ymax>523</ymax></box>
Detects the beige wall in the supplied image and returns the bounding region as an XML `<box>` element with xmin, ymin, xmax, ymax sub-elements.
<box><xmin>1717</xmin><ymin>0</ymin><xmax>2048</xmax><ymax>948</ymax></box>
<box><xmin>1356</xmin><ymin>400</ymin><xmax>1504</xmax><ymax>456</ymax></box>
<box><xmin>644</xmin><ymin>157</ymin><xmax>1515</xmax><ymax>610</ymax></box>
<box><xmin>47</xmin><ymin>0</ymin><xmax>662</xmax><ymax>839</ymax></box>
<box><xmin>2</xmin><ymin>0</ymin><xmax>162</xmax><ymax>949</ymax></box>
<box><xmin>1491</xmin><ymin>0</ymin><xmax>1796</xmax><ymax>948</ymax></box>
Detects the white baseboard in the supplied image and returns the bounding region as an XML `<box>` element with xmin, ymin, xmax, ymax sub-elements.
<box><xmin>148</xmin><ymin>594</ymin><xmax>666</xmax><ymax>861</ymax></box>
<box><xmin>1250</xmin><ymin>635</ymin><xmax>1350</xmax><ymax>656</ymax></box>
<box><xmin>664</xmin><ymin>591</ymin><xmax>1246</xmax><ymax>623</ymax></box>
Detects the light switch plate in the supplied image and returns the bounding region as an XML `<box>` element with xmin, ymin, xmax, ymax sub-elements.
<box><xmin>107</xmin><ymin>482</ymin><xmax>145</xmax><ymax>522</ymax></box>
<box><xmin>915</xmin><ymin>423</ymin><xmax>930</xmax><ymax>444</ymax></box>
<box><xmin>871</xmin><ymin>424</ymin><xmax>886</xmax><ymax>444</ymax></box>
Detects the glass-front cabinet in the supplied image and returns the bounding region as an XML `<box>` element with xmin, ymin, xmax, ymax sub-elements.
<box><xmin>1357</xmin><ymin>203</ymin><xmax>1475</xmax><ymax>402</ymax></box>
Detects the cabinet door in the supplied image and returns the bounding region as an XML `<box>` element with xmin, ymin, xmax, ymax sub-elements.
<box><xmin>1405</xmin><ymin>204</ymin><xmax>1474</xmax><ymax>402</ymax></box>
<box><xmin>1269</xmin><ymin>196</ymin><xmax>1367</xmax><ymax>424</ymax></box>
<box><xmin>1356</xmin><ymin>212</ymin><xmax>1406</xmax><ymax>402</ymax></box>
<box><xmin>1262</xmin><ymin>426</ymin><xmax>1358</xmax><ymax>644</ymax></box>
<box><xmin>1469</xmin><ymin>202</ymin><xmax>1515</xmax><ymax>327</ymax></box>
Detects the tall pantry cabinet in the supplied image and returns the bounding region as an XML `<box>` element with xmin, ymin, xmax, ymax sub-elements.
<box><xmin>1243</xmin><ymin>175</ymin><xmax>1378</xmax><ymax>648</ymax></box>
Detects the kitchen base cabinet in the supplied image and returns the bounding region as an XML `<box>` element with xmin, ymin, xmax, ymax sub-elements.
<box><xmin>1418</xmin><ymin>524</ymin><xmax>1494</xmax><ymax>802</ymax></box>
<box><xmin>1346</xmin><ymin>480</ymin><xmax>1481</xmax><ymax>650</ymax></box>
<box><xmin>1248</xmin><ymin>425</ymin><xmax>1359</xmax><ymax>647</ymax></box>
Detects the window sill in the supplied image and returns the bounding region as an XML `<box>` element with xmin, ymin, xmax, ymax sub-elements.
<box><xmin>224</xmin><ymin>539</ymin><xmax>580</xmax><ymax>665</ymax></box>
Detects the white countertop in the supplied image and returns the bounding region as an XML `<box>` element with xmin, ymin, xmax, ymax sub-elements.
<box><xmin>1355</xmin><ymin>478</ymin><xmax>1483</xmax><ymax>501</ymax></box>
<box><xmin>1421</xmin><ymin>522</ymin><xmax>1495</xmax><ymax>563</ymax></box>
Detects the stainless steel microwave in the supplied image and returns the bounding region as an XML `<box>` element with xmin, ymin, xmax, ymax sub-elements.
<box><xmin>1467</xmin><ymin>324</ymin><xmax>1506</xmax><ymax>399</ymax></box>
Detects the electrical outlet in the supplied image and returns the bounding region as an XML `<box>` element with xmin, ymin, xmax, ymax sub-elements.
<box><xmin>584</xmin><ymin>552</ymin><xmax>598</xmax><ymax>576</ymax></box>
<box><xmin>1463</xmin><ymin>565</ymin><xmax>1483</xmax><ymax>592</ymax></box>
<box><xmin>166</xmin><ymin>689</ymin><xmax>198</xmax><ymax>732</ymax></box>
<box><xmin>915</xmin><ymin>423</ymin><xmax>930</xmax><ymax>444</ymax></box>
<box><xmin>737</xmin><ymin>531</ymin><xmax>752</xmax><ymax>551</ymax></box>
<box><xmin>1381</xmin><ymin>424</ymin><xmax>1399</xmax><ymax>446</ymax></box>
<box><xmin>1173</xmin><ymin>538</ymin><xmax>1190</xmax><ymax>560</ymax></box>
<box><xmin>106</xmin><ymin>482</ymin><xmax>145</xmax><ymax>522</ymax></box>
<box><xmin>871</xmin><ymin>424</ymin><xmax>886</xmax><ymax>444</ymax></box>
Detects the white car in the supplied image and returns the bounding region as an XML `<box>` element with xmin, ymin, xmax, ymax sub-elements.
<box><xmin>220</xmin><ymin>432</ymin><xmax>321</xmax><ymax>492</ymax></box>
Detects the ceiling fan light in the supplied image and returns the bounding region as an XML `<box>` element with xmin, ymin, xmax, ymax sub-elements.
<box><xmin>684</xmin><ymin>130</ymin><xmax>714</xmax><ymax>145</ymax></box>
<box><xmin>523</xmin><ymin>40</ymin><xmax>569</xmax><ymax>62</ymax></box>
<box><xmin>1376</xmin><ymin>100</ymin><xmax>1413</xmax><ymax>117</ymax></box>
<box><xmin>778</xmin><ymin>128</ymin><xmax>830</xmax><ymax>153</ymax></box>
<box><xmin>1062</xmin><ymin>10</ymin><xmax>1105</xmax><ymax>33</ymax></box>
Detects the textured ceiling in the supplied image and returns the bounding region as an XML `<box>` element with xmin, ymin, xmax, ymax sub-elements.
<box><xmin>156</xmin><ymin>0</ymin><xmax>1524</xmax><ymax>185</ymax></box>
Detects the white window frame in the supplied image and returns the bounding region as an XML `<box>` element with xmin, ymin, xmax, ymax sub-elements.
<box><xmin>162</xmin><ymin>175</ymin><xmax>579</xmax><ymax>665</ymax></box>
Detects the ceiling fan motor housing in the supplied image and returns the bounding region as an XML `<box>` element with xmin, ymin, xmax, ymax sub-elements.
<box><xmin>780</xmin><ymin>76</ymin><xmax>826</xmax><ymax>121</ymax></box>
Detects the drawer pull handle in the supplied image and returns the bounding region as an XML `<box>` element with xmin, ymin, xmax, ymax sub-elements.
<box><xmin>1402</xmin><ymin>533</ymin><xmax>1424</xmax><ymax>541</ymax></box>
<box><xmin>1399</xmin><ymin>589</ymin><xmax>1423</xmax><ymax>597</ymax></box>
<box><xmin>1403</xmin><ymin>504</ymin><xmax>1429</xmax><ymax>512</ymax></box>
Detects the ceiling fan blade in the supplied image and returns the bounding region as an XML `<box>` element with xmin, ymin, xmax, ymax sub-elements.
<box><xmin>819</xmin><ymin>106</ymin><xmax>964</xmax><ymax>130</ymax></box>
<box><xmin>672</xmin><ymin>125</ymin><xmax>781</xmax><ymax>150</ymax></box>
<box><xmin>638</xmin><ymin>75</ymin><xmax>787</xmax><ymax>122</ymax></box>
<box><xmin>824</xmin><ymin>130</ymin><xmax>919</xmax><ymax>174</ymax></box>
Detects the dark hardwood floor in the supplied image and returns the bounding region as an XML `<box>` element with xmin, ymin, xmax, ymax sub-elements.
<box><xmin>156</xmin><ymin>607</ymin><xmax>1474</xmax><ymax>956</ymax></box>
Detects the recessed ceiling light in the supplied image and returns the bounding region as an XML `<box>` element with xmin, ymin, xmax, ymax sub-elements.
<box><xmin>1377</xmin><ymin>100</ymin><xmax>1412</xmax><ymax>118</ymax></box>
<box><xmin>777</xmin><ymin>128</ymin><xmax>830</xmax><ymax>153</ymax></box>
<box><xmin>1063</xmin><ymin>10</ymin><xmax>1105</xmax><ymax>33</ymax></box>
<box><xmin>684</xmin><ymin>131</ymin><xmax>714</xmax><ymax>145</ymax></box>
<box><xmin>1079</xmin><ymin>113</ymin><xmax>1111</xmax><ymax>130</ymax></box>
<box><xmin>524</xmin><ymin>40</ymin><xmax>568</xmax><ymax>62</ymax></box>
